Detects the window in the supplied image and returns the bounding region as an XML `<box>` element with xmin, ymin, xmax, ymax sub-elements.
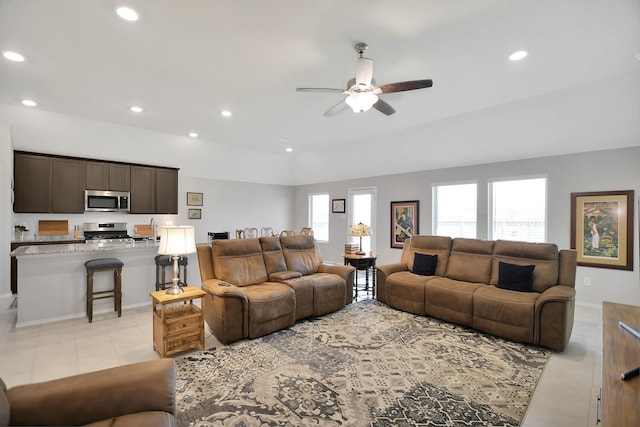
<box><xmin>308</xmin><ymin>193</ymin><xmax>329</xmax><ymax>241</ymax></box>
<box><xmin>489</xmin><ymin>177</ymin><xmax>547</xmax><ymax>242</ymax></box>
<box><xmin>432</xmin><ymin>182</ymin><xmax>477</xmax><ymax>238</ymax></box>
<box><xmin>348</xmin><ymin>187</ymin><xmax>376</xmax><ymax>254</ymax></box>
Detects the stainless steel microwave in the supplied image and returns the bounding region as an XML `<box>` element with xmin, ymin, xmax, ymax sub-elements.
<box><xmin>85</xmin><ymin>190</ymin><xmax>130</xmax><ymax>213</ymax></box>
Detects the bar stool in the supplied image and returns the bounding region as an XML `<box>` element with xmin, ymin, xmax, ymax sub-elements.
<box><xmin>85</xmin><ymin>258</ymin><xmax>123</xmax><ymax>323</ymax></box>
<box><xmin>155</xmin><ymin>255</ymin><xmax>188</xmax><ymax>291</ymax></box>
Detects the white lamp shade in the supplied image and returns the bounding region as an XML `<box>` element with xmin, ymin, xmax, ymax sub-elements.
<box><xmin>345</xmin><ymin>92</ymin><xmax>378</xmax><ymax>113</ymax></box>
<box><xmin>158</xmin><ymin>226</ymin><xmax>197</xmax><ymax>255</ymax></box>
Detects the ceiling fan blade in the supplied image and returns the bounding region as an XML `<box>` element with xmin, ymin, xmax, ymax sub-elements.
<box><xmin>355</xmin><ymin>58</ymin><xmax>374</xmax><ymax>86</ymax></box>
<box><xmin>296</xmin><ymin>87</ymin><xmax>346</xmax><ymax>93</ymax></box>
<box><xmin>372</xmin><ymin>98</ymin><xmax>396</xmax><ymax>115</ymax></box>
<box><xmin>324</xmin><ymin>99</ymin><xmax>349</xmax><ymax>116</ymax></box>
<box><xmin>377</xmin><ymin>79</ymin><xmax>433</xmax><ymax>94</ymax></box>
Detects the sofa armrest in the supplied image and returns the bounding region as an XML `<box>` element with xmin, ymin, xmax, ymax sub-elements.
<box><xmin>318</xmin><ymin>263</ymin><xmax>356</xmax><ymax>304</ymax></box>
<box><xmin>7</xmin><ymin>359</ymin><xmax>176</xmax><ymax>426</ymax></box>
<box><xmin>202</xmin><ymin>278</ymin><xmax>249</xmax><ymax>301</ymax></box>
<box><xmin>375</xmin><ymin>263</ymin><xmax>408</xmax><ymax>303</ymax></box>
<box><xmin>535</xmin><ymin>285</ymin><xmax>576</xmax><ymax>351</ymax></box>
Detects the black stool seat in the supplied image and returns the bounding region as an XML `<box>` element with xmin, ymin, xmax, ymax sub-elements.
<box><xmin>154</xmin><ymin>255</ymin><xmax>188</xmax><ymax>291</ymax></box>
<box><xmin>85</xmin><ymin>258</ymin><xmax>123</xmax><ymax>323</ymax></box>
<box><xmin>85</xmin><ymin>258</ymin><xmax>124</xmax><ymax>270</ymax></box>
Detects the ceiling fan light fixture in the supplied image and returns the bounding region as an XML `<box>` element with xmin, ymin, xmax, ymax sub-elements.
<box><xmin>345</xmin><ymin>91</ymin><xmax>378</xmax><ymax>113</ymax></box>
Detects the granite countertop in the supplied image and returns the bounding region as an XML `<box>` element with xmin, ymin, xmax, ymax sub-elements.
<box><xmin>11</xmin><ymin>240</ymin><xmax>159</xmax><ymax>257</ymax></box>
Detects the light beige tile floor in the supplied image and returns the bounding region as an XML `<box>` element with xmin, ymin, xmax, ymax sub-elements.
<box><xmin>0</xmin><ymin>294</ymin><xmax>601</xmax><ymax>426</ymax></box>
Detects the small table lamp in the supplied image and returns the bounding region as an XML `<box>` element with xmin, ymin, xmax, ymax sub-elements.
<box><xmin>158</xmin><ymin>225</ymin><xmax>197</xmax><ymax>294</ymax></box>
<box><xmin>348</xmin><ymin>222</ymin><xmax>371</xmax><ymax>255</ymax></box>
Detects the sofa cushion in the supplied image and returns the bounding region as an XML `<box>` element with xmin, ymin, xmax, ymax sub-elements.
<box><xmin>473</xmin><ymin>285</ymin><xmax>540</xmax><ymax>344</ymax></box>
<box><xmin>386</xmin><ymin>271</ymin><xmax>431</xmax><ymax>315</ymax></box>
<box><xmin>212</xmin><ymin>239</ymin><xmax>268</xmax><ymax>286</ymax></box>
<box><xmin>490</xmin><ymin>240</ymin><xmax>559</xmax><ymax>293</ymax></box>
<box><xmin>85</xmin><ymin>411</ymin><xmax>175</xmax><ymax>427</ymax></box>
<box><xmin>259</xmin><ymin>236</ymin><xmax>288</xmax><ymax>275</ymax></box>
<box><xmin>401</xmin><ymin>235</ymin><xmax>452</xmax><ymax>276</ymax></box>
<box><xmin>241</xmin><ymin>282</ymin><xmax>296</xmax><ymax>338</ymax></box>
<box><xmin>306</xmin><ymin>273</ymin><xmax>346</xmax><ymax>316</ymax></box>
<box><xmin>425</xmin><ymin>277</ymin><xmax>484</xmax><ymax>327</ymax></box>
<box><xmin>277</xmin><ymin>277</ymin><xmax>314</xmax><ymax>320</ymax></box>
<box><xmin>280</xmin><ymin>235</ymin><xmax>321</xmax><ymax>275</ymax></box>
<box><xmin>412</xmin><ymin>253</ymin><xmax>437</xmax><ymax>276</ymax></box>
<box><xmin>445</xmin><ymin>238</ymin><xmax>494</xmax><ymax>283</ymax></box>
<box><xmin>497</xmin><ymin>262</ymin><xmax>535</xmax><ymax>292</ymax></box>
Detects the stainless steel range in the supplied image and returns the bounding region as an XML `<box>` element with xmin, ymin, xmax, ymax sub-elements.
<box><xmin>83</xmin><ymin>222</ymin><xmax>133</xmax><ymax>244</ymax></box>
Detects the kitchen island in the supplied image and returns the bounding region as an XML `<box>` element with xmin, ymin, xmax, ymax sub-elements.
<box><xmin>11</xmin><ymin>241</ymin><xmax>199</xmax><ymax>327</ymax></box>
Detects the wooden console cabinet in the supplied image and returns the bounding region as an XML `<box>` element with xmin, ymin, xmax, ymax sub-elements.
<box><xmin>599</xmin><ymin>302</ymin><xmax>640</xmax><ymax>426</ymax></box>
<box><xmin>151</xmin><ymin>286</ymin><xmax>206</xmax><ymax>357</ymax></box>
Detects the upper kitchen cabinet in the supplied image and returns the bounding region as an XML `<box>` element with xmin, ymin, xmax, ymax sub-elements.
<box><xmin>51</xmin><ymin>158</ymin><xmax>86</xmax><ymax>213</ymax></box>
<box><xmin>130</xmin><ymin>166</ymin><xmax>178</xmax><ymax>214</ymax></box>
<box><xmin>13</xmin><ymin>152</ymin><xmax>51</xmax><ymax>213</ymax></box>
<box><xmin>86</xmin><ymin>161</ymin><xmax>130</xmax><ymax>191</ymax></box>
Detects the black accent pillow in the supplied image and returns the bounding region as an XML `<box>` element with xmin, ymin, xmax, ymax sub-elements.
<box><xmin>497</xmin><ymin>262</ymin><xmax>535</xmax><ymax>292</ymax></box>
<box><xmin>412</xmin><ymin>253</ymin><xmax>438</xmax><ymax>276</ymax></box>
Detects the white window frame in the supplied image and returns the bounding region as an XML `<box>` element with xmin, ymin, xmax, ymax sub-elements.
<box><xmin>308</xmin><ymin>192</ymin><xmax>329</xmax><ymax>242</ymax></box>
<box><xmin>432</xmin><ymin>180</ymin><xmax>478</xmax><ymax>238</ymax></box>
<box><xmin>488</xmin><ymin>175</ymin><xmax>548</xmax><ymax>243</ymax></box>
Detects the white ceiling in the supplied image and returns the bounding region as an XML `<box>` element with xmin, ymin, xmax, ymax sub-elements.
<box><xmin>1</xmin><ymin>0</ymin><xmax>639</xmax><ymax>182</ymax></box>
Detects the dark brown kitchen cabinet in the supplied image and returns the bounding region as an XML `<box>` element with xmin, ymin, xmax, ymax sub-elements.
<box><xmin>51</xmin><ymin>158</ymin><xmax>85</xmax><ymax>213</ymax></box>
<box><xmin>156</xmin><ymin>168</ymin><xmax>178</xmax><ymax>214</ymax></box>
<box><xmin>130</xmin><ymin>166</ymin><xmax>156</xmax><ymax>213</ymax></box>
<box><xmin>130</xmin><ymin>166</ymin><xmax>178</xmax><ymax>214</ymax></box>
<box><xmin>86</xmin><ymin>161</ymin><xmax>130</xmax><ymax>191</ymax></box>
<box><xmin>13</xmin><ymin>153</ymin><xmax>51</xmax><ymax>213</ymax></box>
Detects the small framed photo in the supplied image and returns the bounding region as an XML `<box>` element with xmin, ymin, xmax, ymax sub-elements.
<box><xmin>332</xmin><ymin>199</ymin><xmax>346</xmax><ymax>213</ymax></box>
<box><xmin>187</xmin><ymin>192</ymin><xmax>203</xmax><ymax>206</ymax></box>
<box><xmin>570</xmin><ymin>190</ymin><xmax>634</xmax><ymax>270</ymax></box>
<box><xmin>188</xmin><ymin>208</ymin><xmax>202</xmax><ymax>220</ymax></box>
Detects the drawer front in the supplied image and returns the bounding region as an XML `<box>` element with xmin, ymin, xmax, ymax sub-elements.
<box><xmin>166</xmin><ymin>314</ymin><xmax>201</xmax><ymax>336</ymax></box>
<box><xmin>165</xmin><ymin>331</ymin><xmax>201</xmax><ymax>355</ymax></box>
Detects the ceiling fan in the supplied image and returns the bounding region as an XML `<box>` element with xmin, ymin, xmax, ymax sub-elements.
<box><xmin>296</xmin><ymin>42</ymin><xmax>433</xmax><ymax>116</ymax></box>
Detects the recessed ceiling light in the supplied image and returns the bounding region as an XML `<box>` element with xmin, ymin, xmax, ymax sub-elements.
<box><xmin>509</xmin><ymin>50</ymin><xmax>528</xmax><ymax>61</ymax></box>
<box><xmin>188</xmin><ymin>132</ymin><xmax>198</xmax><ymax>138</ymax></box>
<box><xmin>285</xmin><ymin>147</ymin><xmax>293</xmax><ymax>152</ymax></box>
<box><xmin>130</xmin><ymin>105</ymin><xmax>143</xmax><ymax>113</ymax></box>
<box><xmin>116</xmin><ymin>6</ymin><xmax>139</xmax><ymax>21</ymax></box>
<box><xmin>21</xmin><ymin>99</ymin><xmax>37</xmax><ymax>107</ymax></box>
<box><xmin>3</xmin><ymin>51</ymin><xmax>25</xmax><ymax>62</ymax></box>
<box><xmin>220</xmin><ymin>110</ymin><xmax>232</xmax><ymax>117</ymax></box>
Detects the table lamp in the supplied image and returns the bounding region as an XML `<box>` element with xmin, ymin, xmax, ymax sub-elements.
<box><xmin>158</xmin><ymin>225</ymin><xmax>196</xmax><ymax>294</ymax></box>
<box><xmin>348</xmin><ymin>222</ymin><xmax>371</xmax><ymax>255</ymax></box>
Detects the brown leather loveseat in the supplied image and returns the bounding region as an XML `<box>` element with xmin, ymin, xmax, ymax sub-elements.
<box><xmin>197</xmin><ymin>235</ymin><xmax>355</xmax><ymax>344</ymax></box>
<box><xmin>1</xmin><ymin>359</ymin><xmax>177</xmax><ymax>426</ymax></box>
<box><xmin>377</xmin><ymin>236</ymin><xmax>577</xmax><ymax>351</ymax></box>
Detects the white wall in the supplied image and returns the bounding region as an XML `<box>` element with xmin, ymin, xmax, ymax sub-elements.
<box><xmin>294</xmin><ymin>147</ymin><xmax>640</xmax><ymax>307</ymax></box>
<box><xmin>0</xmin><ymin>120</ymin><xmax>13</xmax><ymax>302</ymax></box>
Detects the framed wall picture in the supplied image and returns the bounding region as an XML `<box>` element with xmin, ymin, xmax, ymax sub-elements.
<box><xmin>391</xmin><ymin>200</ymin><xmax>419</xmax><ymax>249</ymax></box>
<box><xmin>188</xmin><ymin>208</ymin><xmax>202</xmax><ymax>220</ymax></box>
<box><xmin>187</xmin><ymin>192</ymin><xmax>203</xmax><ymax>206</ymax></box>
<box><xmin>332</xmin><ymin>198</ymin><xmax>346</xmax><ymax>213</ymax></box>
<box><xmin>570</xmin><ymin>190</ymin><xmax>634</xmax><ymax>270</ymax></box>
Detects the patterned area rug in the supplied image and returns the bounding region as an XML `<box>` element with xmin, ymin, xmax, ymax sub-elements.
<box><xmin>175</xmin><ymin>300</ymin><xmax>549</xmax><ymax>426</ymax></box>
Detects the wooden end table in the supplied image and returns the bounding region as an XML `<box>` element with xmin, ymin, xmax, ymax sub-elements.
<box><xmin>343</xmin><ymin>253</ymin><xmax>377</xmax><ymax>300</ymax></box>
<box><xmin>151</xmin><ymin>286</ymin><xmax>206</xmax><ymax>357</ymax></box>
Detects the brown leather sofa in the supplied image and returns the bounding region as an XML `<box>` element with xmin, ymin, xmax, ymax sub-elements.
<box><xmin>0</xmin><ymin>359</ymin><xmax>176</xmax><ymax>426</ymax></box>
<box><xmin>377</xmin><ymin>236</ymin><xmax>577</xmax><ymax>351</ymax></box>
<box><xmin>197</xmin><ymin>235</ymin><xmax>355</xmax><ymax>344</ymax></box>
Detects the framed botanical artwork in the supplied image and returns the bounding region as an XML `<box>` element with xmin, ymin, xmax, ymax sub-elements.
<box><xmin>391</xmin><ymin>200</ymin><xmax>419</xmax><ymax>249</ymax></box>
<box><xmin>570</xmin><ymin>190</ymin><xmax>634</xmax><ymax>270</ymax></box>
<box><xmin>332</xmin><ymin>198</ymin><xmax>346</xmax><ymax>213</ymax></box>
<box><xmin>188</xmin><ymin>208</ymin><xmax>202</xmax><ymax>220</ymax></box>
<box><xmin>187</xmin><ymin>192</ymin><xmax>203</xmax><ymax>206</ymax></box>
